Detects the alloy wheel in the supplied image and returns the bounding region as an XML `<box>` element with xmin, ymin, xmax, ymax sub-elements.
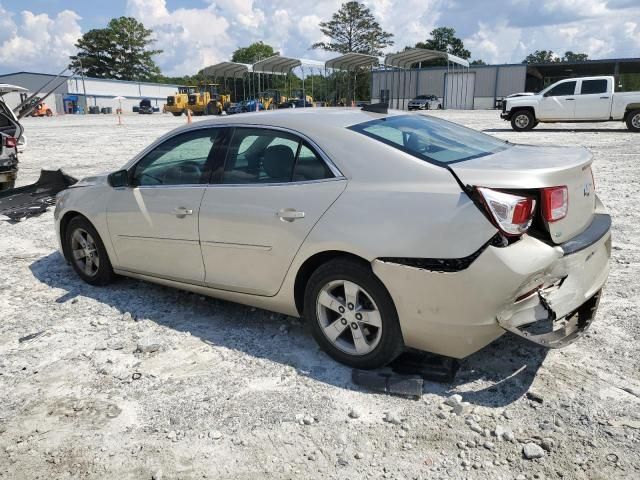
<box><xmin>632</xmin><ymin>113</ymin><xmax>640</xmax><ymax>129</ymax></box>
<box><xmin>70</xmin><ymin>228</ymin><xmax>100</xmax><ymax>277</ymax></box>
<box><xmin>515</xmin><ymin>114</ymin><xmax>530</xmax><ymax>129</ymax></box>
<box><xmin>316</xmin><ymin>280</ymin><xmax>382</xmax><ymax>356</ymax></box>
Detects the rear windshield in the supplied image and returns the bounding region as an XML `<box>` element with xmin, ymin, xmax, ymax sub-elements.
<box><xmin>348</xmin><ymin>114</ymin><xmax>510</xmax><ymax>165</ymax></box>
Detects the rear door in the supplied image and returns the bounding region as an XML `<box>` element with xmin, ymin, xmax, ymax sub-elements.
<box><xmin>575</xmin><ymin>78</ymin><xmax>612</xmax><ymax>120</ymax></box>
<box><xmin>199</xmin><ymin>127</ymin><xmax>346</xmax><ymax>296</ymax></box>
<box><xmin>538</xmin><ymin>80</ymin><xmax>577</xmax><ymax>120</ymax></box>
<box><xmin>107</xmin><ymin>127</ymin><xmax>224</xmax><ymax>282</ymax></box>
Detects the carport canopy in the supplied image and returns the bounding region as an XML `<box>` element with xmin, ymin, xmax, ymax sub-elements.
<box><xmin>325</xmin><ymin>53</ymin><xmax>379</xmax><ymax>71</ymax></box>
<box><xmin>384</xmin><ymin>48</ymin><xmax>470</xmax><ymax>69</ymax></box>
<box><xmin>201</xmin><ymin>62</ymin><xmax>251</xmax><ymax>77</ymax></box>
<box><xmin>252</xmin><ymin>55</ymin><xmax>301</xmax><ymax>75</ymax></box>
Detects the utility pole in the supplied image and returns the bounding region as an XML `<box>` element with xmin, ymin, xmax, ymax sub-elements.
<box><xmin>78</xmin><ymin>56</ymin><xmax>88</xmax><ymax>114</ymax></box>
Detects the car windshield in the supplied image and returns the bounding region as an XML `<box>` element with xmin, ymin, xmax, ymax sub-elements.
<box><xmin>415</xmin><ymin>95</ymin><xmax>428</xmax><ymax>99</ymax></box>
<box><xmin>349</xmin><ymin>114</ymin><xmax>510</xmax><ymax>164</ymax></box>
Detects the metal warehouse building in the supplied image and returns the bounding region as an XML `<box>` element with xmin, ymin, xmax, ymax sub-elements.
<box><xmin>0</xmin><ymin>71</ymin><xmax>178</xmax><ymax>114</ymax></box>
<box><xmin>372</xmin><ymin>57</ymin><xmax>640</xmax><ymax>110</ymax></box>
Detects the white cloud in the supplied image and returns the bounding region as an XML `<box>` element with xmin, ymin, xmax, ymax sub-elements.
<box><xmin>1</xmin><ymin>0</ymin><xmax>639</xmax><ymax>76</ymax></box>
<box><xmin>0</xmin><ymin>4</ymin><xmax>81</xmax><ymax>73</ymax></box>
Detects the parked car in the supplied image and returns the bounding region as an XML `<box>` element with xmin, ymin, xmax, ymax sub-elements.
<box><xmin>54</xmin><ymin>109</ymin><xmax>611</xmax><ymax>369</ymax></box>
<box><xmin>226</xmin><ymin>103</ymin><xmax>243</xmax><ymax>115</ymax></box>
<box><xmin>0</xmin><ymin>132</ymin><xmax>19</xmax><ymax>191</ymax></box>
<box><xmin>0</xmin><ymin>94</ymin><xmax>24</xmax><ymax>190</ymax></box>
<box><xmin>501</xmin><ymin>76</ymin><xmax>640</xmax><ymax>131</ymax></box>
<box><xmin>408</xmin><ymin>94</ymin><xmax>442</xmax><ymax>111</ymax></box>
<box><xmin>138</xmin><ymin>99</ymin><xmax>154</xmax><ymax>114</ymax></box>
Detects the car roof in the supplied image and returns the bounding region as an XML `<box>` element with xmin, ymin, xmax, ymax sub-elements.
<box><xmin>177</xmin><ymin>108</ymin><xmax>405</xmax><ymax>136</ymax></box>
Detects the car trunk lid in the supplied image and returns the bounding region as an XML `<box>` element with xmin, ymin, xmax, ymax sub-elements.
<box><xmin>450</xmin><ymin>144</ymin><xmax>596</xmax><ymax>244</ymax></box>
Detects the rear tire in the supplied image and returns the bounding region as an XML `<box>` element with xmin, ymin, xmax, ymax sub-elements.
<box><xmin>304</xmin><ymin>258</ymin><xmax>404</xmax><ymax>369</ymax></box>
<box><xmin>65</xmin><ymin>216</ymin><xmax>114</xmax><ymax>286</ymax></box>
<box><xmin>511</xmin><ymin>110</ymin><xmax>535</xmax><ymax>131</ymax></box>
<box><xmin>626</xmin><ymin>109</ymin><xmax>640</xmax><ymax>132</ymax></box>
<box><xmin>171</xmin><ymin>112</ymin><xmax>182</xmax><ymax>117</ymax></box>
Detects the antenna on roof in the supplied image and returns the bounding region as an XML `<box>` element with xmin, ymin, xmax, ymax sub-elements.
<box><xmin>361</xmin><ymin>102</ymin><xmax>388</xmax><ymax>114</ymax></box>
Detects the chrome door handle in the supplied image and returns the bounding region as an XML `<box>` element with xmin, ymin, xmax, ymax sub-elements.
<box><xmin>173</xmin><ymin>207</ymin><xmax>193</xmax><ymax>217</ymax></box>
<box><xmin>277</xmin><ymin>208</ymin><xmax>305</xmax><ymax>222</ymax></box>
<box><xmin>565</xmin><ymin>98</ymin><xmax>575</xmax><ymax>101</ymax></box>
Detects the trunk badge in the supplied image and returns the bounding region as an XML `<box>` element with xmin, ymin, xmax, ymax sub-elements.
<box><xmin>583</xmin><ymin>183</ymin><xmax>592</xmax><ymax>197</ymax></box>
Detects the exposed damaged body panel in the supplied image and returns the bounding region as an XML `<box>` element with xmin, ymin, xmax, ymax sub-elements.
<box><xmin>0</xmin><ymin>169</ymin><xmax>77</xmax><ymax>221</ymax></box>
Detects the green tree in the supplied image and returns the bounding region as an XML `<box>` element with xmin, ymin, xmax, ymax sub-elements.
<box><xmin>69</xmin><ymin>17</ymin><xmax>162</xmax><ymax>80</ymax></box>
<box><xmin>562</xmin><ymin>51</ymin><xmax>589</xmax><ymax>62</ymax></box>
<box><xmin>231</xmin><ymin>41</ymin><xmax>277</xmax><ymax>64</ymax></box>
<box><xmin>312</xmin><ymin>1</ymin><xmax>394</xmax><ymax>56</ymax></box>
<box><xmin>416</xmin><ymin>27</ymin><xmax>471</xmax><ymax>59</ymax></box>
<box><xmin>470</xmin><ymin>59</ymin><xmax>486</xmax><ymax>65</ymax></box>
<box><xmin>522</xmin><ymin>50</ymin><xmax>559</xmax><ymax>64</ymax></box>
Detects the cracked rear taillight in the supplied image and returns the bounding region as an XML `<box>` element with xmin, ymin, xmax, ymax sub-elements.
<box><xmin>477</xmin><ymin>187</ymin><xmax>536</xmax><ymax>236</ymax></box>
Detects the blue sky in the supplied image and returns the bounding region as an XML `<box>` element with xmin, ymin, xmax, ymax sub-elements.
<box><xmin>1</xmin><ymin>1</ymin><xmax>639</xmax><ymax>76</ymax></box>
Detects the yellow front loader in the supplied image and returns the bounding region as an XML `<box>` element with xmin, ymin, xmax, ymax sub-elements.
<box><xmin>165</xmin><ymin>86</ymin><xmax>197</xmax><ymax>116</ymax></box>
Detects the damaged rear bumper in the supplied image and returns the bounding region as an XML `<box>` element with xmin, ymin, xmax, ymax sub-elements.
<box><xmin>372</xmin><ymin>212</ymin><xmax>611</xmax><ymax>359</ymax></box>
<box><xmin>496</xmin><ymin>213</ymin><xmax>611</xmax><ymax>347</ymax></box>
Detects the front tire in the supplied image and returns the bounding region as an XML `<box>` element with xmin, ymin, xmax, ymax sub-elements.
<box><xmin>626</xmin><ymin>109</ymin><xmax>640</xmax><ymax>132</ymax></box>
<box><xmin>511</xmin><ymin>110</ymin><xmax>535</xmax><ymax>131</ymax></box>
<box><xmin>304</xmin><ymin>259</ymin><xmax>404</xmax><ymax>369</ymax></box>
<box><xmin>65</xmin><ymin>216</ymin><xmax>114</xmax><ymax>286</ymax></box>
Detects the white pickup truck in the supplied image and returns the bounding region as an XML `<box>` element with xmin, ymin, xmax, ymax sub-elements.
<box><xmin>501</xmin><ymin>76</ymin><xmax>640</xmax><ymax>132</ymax></box>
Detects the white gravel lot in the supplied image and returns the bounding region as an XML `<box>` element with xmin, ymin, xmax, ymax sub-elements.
<box><xmin>0</xmin><ymin>110</ymin><xmax>638</xmax><ymax>480</ymax></box>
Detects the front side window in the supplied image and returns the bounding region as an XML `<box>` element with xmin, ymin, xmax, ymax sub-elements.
<box><xmin>580</xmin><ymin>79</ymin><xmax>608</xmax><ymax>95</ymax></box>
<box><xmin>222</xmin><ymin>128</ymin><xmax>333</xmax><ymax>184</ymax></box>
<box><xmin>132</xmin><ymin>128</ymin><xmax>221</xmax><ymax>186</ymax></box>
<box><xmin>349</xmin><ymin>114</ymin><xmax>510</xmax><ymax>165</ymax></box>
<box><xmin>545</xmin><ymin>81</ymin><xmax>577</xmax><ymax>97</ymax></box>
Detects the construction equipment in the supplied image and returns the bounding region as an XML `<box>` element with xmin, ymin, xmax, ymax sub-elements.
<box><xmin>187</xmin><ymin>84</ymin><xmax>231</xmax><ymax>116</ymax></box>
<box><xmin>291</xmin><ymin>89</ymin><xmax>313</xmax><ymax>104</ymax></box>
<box><xmin>259</xmin><ymin>89</ymin><xmax>286</xmax><ymax>110</ymax></box>
<box><xmin>29</xmin><ymin>98</ymin><xmax>53</xmax><ymax>117</ymax></box>
<box><xmin>165</xmin><ymin>86</ymin><xmax>197</xmax><ymax>116</ymax></box>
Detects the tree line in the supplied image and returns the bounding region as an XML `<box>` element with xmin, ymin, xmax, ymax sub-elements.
<box><xmin>69</xmin><ymin>1</ymin><xmax>590</xmax><ymax>85</ymax></box>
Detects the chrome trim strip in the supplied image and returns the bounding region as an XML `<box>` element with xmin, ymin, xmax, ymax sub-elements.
<box><xmin>122</xmin><ymin>122</ymin><xmax>344</xmax><ymax>179</ymax></box>
<box><xmin>117</xmin><ymin>234</ymin><xmax>199</xmax><ymax>245</ymax></box>
<box><xmin>204</xmin><ymin>177</ymin><xmax>346</xmax><ymax>188</ymax></box>
<box><xmin>201</xmin><ymin>240</ymin><xmax>272</xmax><ymax>251</ymax></box>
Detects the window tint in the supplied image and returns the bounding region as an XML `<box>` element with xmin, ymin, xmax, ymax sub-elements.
<box><xmin>133</xmin><ymin>129</ymin><xmax>220</xmax><ymax>186</ymax></box>
<box><xmin>222</xmin><ymin>128</ymin><xmax>333</xmax><ymax>184</ymax></box>
<box><xmin>580</xmin><ymin>79</ymin><xmax>608</xmax><ymax>95</ymax></box>
<box><xmin>223</xmin><ymin>128</ymin><xmax>299</xmax><ymax>184</ymax></box>
<box><xmin>545</xmin><ymin>81</ymin><xmax>576</xmax><ymax>97</ymax></box>
<box><xmin>349</xmin><ymin>114</ymin><xmax>510</xmax><ymax>165</ymax></box>
<box><xmin>294</xmin><ymin>143</ymin><xmax>333</xmax><ymax>181</ymax></box>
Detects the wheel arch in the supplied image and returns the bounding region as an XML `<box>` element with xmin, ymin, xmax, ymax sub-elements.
<box><xmin>59</xmin><ymin>211</ymin><xmax>92</xmax><ymax>262</ymax></box>
<box><xmin>511</xmin><ymin>106</ymin><xmax>536</xmax><ymax>117</ymax></box>
<box><xmin>293</xmin><ymin>250</ymin><xmax>371</xmax><ymax>316</ymax></box>
<box><xmin>624</xmin><ymin>105</ymin><xmax>640</xmax><ymax>120</ymax></box>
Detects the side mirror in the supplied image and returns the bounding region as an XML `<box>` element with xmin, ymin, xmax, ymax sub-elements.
<box><xmin>108</xmin><ymin>169</ymin><xmax>129</xmax><ymax>188</ymax></box>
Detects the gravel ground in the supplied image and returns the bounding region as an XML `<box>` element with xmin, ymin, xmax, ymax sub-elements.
<box><xmin>0</xmin><ymin>110</ymin><xmax>638</xmax><ymax>480</ymax></box>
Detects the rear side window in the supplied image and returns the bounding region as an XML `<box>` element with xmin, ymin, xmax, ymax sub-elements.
<box><xmin>348</xmin><ymin>114</ymin><xmax>510</xmax><ymax>165</ymax></box>
<box><xmin>580</xmin><ymin>79</ymin><xmax>608</xmax><ymax>95</ymax></box>
<box><xmin>545</xmin><ymin>81</ymin><xmax>576</xmax><ymax>96</ymax></box>
<box><xmin>222</xmin><ymin>128</ymin><xmax>333</xmax><ymax>184</ymax></box>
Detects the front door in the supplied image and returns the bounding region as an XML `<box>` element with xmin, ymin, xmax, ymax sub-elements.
<box><xmin>107</xmin><ymin>127</ymin><xmax>223</xmax><ymax>282</ymax></box>
<box><xmin>538</xmin><ymin>80</ymin><xmax>577</xmax><ymax>120</ymax></box>
<box><xmin>575</xmin><ymin>78</ymin><xmax>612</xmax><ymax>120</ymax></box>
<box><xmin>199</xmin><ymin>127</ymin><xmax>346</xmax><ymax>296</ymax></box>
